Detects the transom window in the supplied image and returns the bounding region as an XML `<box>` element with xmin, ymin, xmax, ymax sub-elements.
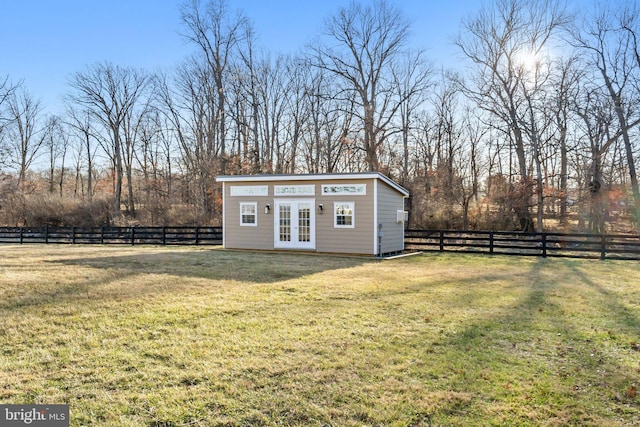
<box><xmin>240</xmin><ymin>202</ymin><xmax>257</xmax><ymax>226</ymax></box>
<box><xmin>334</xmin><ymin>202</ymin><xmax>355</xmax><ymax>228</ymax></box>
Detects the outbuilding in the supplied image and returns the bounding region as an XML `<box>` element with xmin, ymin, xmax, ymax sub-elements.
<box><xmin>216</xmin><ymin>172</ymin><xmax>409</xmax><ymax>256</ymax></box>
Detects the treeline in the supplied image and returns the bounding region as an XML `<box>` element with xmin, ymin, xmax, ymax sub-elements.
<box><xmin>1</xmin><ymin>0</ymin><xmax>639</xmax><ymax>233</ymax></box>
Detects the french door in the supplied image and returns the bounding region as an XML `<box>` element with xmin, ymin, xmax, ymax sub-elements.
<box><xmin>274</xmin><ymin>199</ymin><xmax>315</xmax><ymax>249</ymax></box>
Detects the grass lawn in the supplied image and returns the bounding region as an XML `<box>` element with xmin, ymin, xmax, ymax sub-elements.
<box><xmin>1</xmin><ymin>245</ymin><xmax>639</xmax><ymax>426</ymax></box>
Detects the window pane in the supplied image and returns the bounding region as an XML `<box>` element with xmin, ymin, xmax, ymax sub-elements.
<box><xmin>334</xmin><ymin>203</ymin><xmax>354</xmax><ymax>227</ymax></box>
<box><xmin>241</xmin><ymin>203</ymin><xmax>256</xmax><ymax>225</ymax></box>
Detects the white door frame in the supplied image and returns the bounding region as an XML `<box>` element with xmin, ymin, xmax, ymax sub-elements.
<box><xmin>274</xmin><ymin>198</ymin><xmax>316</xmax><ymax>249</ymax></box>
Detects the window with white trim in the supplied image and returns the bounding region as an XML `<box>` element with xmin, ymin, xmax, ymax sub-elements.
<box><xmin>240</xmin><ymin>202</ymin><xmax>257</xmax><ymax>226</ymax></box>
<box><xmin>334</xmin><ymin>202</ymin><xmax>355</xmax><ymax>228</ymax></box>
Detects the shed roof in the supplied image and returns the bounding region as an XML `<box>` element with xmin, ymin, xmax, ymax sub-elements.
<box><xmin>216</xmin><ymin>172</ymin><xmax>409</xmax><ymax>197</ymax></box>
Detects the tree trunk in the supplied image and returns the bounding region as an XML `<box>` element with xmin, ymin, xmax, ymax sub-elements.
<box><xmin>604</xmin><ymin>72</ymin><xmax>640</xmax><ymax>229</ymax></box>
<box><xmin>113</xmin><ymin>131</ymin><xmax>123</xmax><ymax>215</ymax></box>
<box><xmin>590</xmin><ymin>148</ymin><xmax>604</xmax><ymax>233</ymax></box>
<box><xmin>559</xmin><ymin>127</ymin><xmax>568</xmax><ymax>225</ymax></box>
<box><xmin>127</xmin><ymin>163</ymin><xmax>135</xmax><ymax>218</ymax></box>
<box><xmin>86</xmin><ymin>134</ymin><xmax>93</xmax><ymax>202</ymax></box>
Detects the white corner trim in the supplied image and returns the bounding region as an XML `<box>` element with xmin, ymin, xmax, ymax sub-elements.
<box><xmin>373</xmin><ymin>179</ymin><xmax>378</xmax><ymax>255</ymax></box>
<box><xmin>221</xmin><ymin>182</ymin><xmax>226</xmax><ymax>248</ymax></box>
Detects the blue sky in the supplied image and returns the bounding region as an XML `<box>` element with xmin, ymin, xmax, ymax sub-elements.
<box><xmin>1</xmin><ymin>0</ymin><xmax>590</xmax><ymax>115</ymax></box>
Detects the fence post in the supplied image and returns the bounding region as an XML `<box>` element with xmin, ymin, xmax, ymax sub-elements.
<box><xmin>600</xmin><ymin>234</ymin><xmax>606</xmax><ymax>260</ymax></box>
<box><xmin>195</xmin><ymin>227</ymin><xmax>200</xmax><ymax>245</ymax></box>
<box><xmin>101</xmin><ymin>226</ymin><xmax>105</xmax><ymax>244</ymax></box>
<box><xmin>162</xmin><ymin>227</ymin><xmax>166</xmax><ymax>245</ymax></box>
<box><xmin>489</xmin><ymin>232</ymin><xmax>494</xmax><ymax>254</ymax></box>
<box><xmin>541</xmin><ymin>233</ymin><xmax>547</xmax><ymax>258</ymax></box>
<box><xmin>20</xmin><ymin>227</ymin><xmax>23</xmax><ymax>244</ymax></box>
<box><xmin>130</xmin><ymin>227</ymin><xmax>135</xmax><ymax>246</ymax></box>
<box><xmin>439</xmin><ymin>230</ymin><xmax>444</xmax><ymax>252</ymax></box>
<box><xmin>45</xmin><ymin>226</ymin><xmax>49</xmax><ymax>244</ymax></box>
<box><xmin>72</xmin><ymin>227</ymin><xmax>76</xmax><ymax>244</ymax></box>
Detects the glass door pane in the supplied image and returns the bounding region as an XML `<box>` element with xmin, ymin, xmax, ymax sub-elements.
<box><xmin>298</xmin><ymin>203</ymin><xmax>311</xmax><ymax>242</ymax></box>
<box><xmin>279</xmin><ymin>204</ymin><xmax>291</xmax><ymax>242</ymax></box>
<box><xmin>274</xmin><ymin>199</ymin><xmax>314</xmax><ymax>250</ymax></box>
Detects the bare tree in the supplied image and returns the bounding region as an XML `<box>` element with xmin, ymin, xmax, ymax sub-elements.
<box><xmin>432</xmin><ymin>77</ymin><xmax>462</xmax><ymax>223</ymax></box>
<box><xmin>391</xmin><ymin>50</ymin><xmax>433</xmax><ymax>185</ymax></box>
<box><xmin>573</xmin><ymin>87</ymin><xmax>616</xmax><ymax>232</ymax></box>
<box><xmin>226</xmin><ymin>64</ymin><xmax>252</xmax><ymax>172</ymax></box>
<box><xmin>455</xmin><ymin>0</ymin><xmax>570</xmax><ymax>231</ymax></box>
<box><xmin>548</xmin><ymin>56</ymin><xmax>581</xmax><ymax>224</ymax></box>
<box><xmin>518</xmin><ymin>58</ymin><xmax>554</xmax><ymax>232</ymax></box>
<box><xmin>236</xmin><ymin>22</ymin><xmax>263</xmax><ymax>174</ymax></box>
<box><xmin>279</xmin><ymin>57</ymin><xmax>316</xmax><ymax>174</ymax></box>
<box><xmin>157</xmin><ymin>59</ymin><xmax>221</xmax><ymax>218</ymax></box>
<box><xmin>67</xmin><ymin>62</ymin><xmax>150</xmax><ymax>215</ymax></box>
<box><xmin>254</xmin><ymin>55</ymin><xmax>288</xmax><ymax>173</ymax></box>
<box><xmin>180</xmin><ymin>0</ymin><xmax>249</xmax><ymax>175</ymax></box>
<box><xmin>0</xmin><ymin>76</ymin><xmax>20</xmax><ymax>141</ymax></box>
<box><xmin>43</xmin><ymin>115</ymin><xmax>69</xmax><ymax>196</ymax></box>
<box><xmin>572</xmin><ymin>71</ymin><xmax>640</xmax><ymax>233</ymax></box>
<box><xmin>459</xmin><ymin>110</ymin><xmax>488</xmax><ymax>229</ymax></box>
<box><xmin>301</xmin><ymin>67</ymin><xmax>355</xmax><ymax>173</ymax></box>
<box><xmin>133</xmin><ymin>110</ymin><xmax>172</xmax><ymax>225</ymax></box>
<box><xmin>66</xmin><ymin>108</ymin><xmax>99</xmax><ymax>201</ymax></box>
<box><xmin>572</xmin><ymin>3</ymin><xmax>640</xmax><ymax>228</ymax></box>
<box><xmin>310</xmin><ymin>0</ymin><xmax>412</xmax><ymax>171</ymax></box>
<box><xmin>5</xmin><ymin>89</ymin><xmax>45</xmax><ymax>187</ymax></box>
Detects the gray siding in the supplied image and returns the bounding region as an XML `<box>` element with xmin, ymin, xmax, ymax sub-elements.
<box><xmin>223</xmin><ymin>183</ymin><xmax>273</xmax><ymax>250</ymax></box>
<box><xmin>221</xmin><ymin>175</ymin><xmax>406</xmax><ymax>255</ymax></box>
<box><xmin>376</xmin><ymin>180</ymin><xmax>406</xmax><ymax>253</ymax></box>
<box><xmin>315</xmin><ymin>179</ymin><xmax>375</xmax><ymax>254</ymax></box>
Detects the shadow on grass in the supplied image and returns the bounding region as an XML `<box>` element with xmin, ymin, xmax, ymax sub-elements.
<box><xmin>422</xmin><ymin>257</ymin><xmax>640</xmax><ymax>422</ymax></box>
<box><xmin>2</xmin><ymin>249</ymin><xmax>374</xmax><ymax>311</ymax></box>
<box><xmin>60</xmin><ymin>249</ymin><xmax>375</xmax><ymax>282</ymax></box>
<box><xmin>4</xmin><ymin>251</ymin><xmax>639</xmax><ymax>424</ymax></box>
<box><xmin>564</xmin><ymin>260</ymin><xmax>640</xmax><ymax>333</ymax></box>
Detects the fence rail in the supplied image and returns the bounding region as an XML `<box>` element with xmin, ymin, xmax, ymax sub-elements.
<box><xmin>404</xmin><ymin>229</ymin><xmax>640</xmax><ymax>260</ymax></box>
<box><xmin>0</xmin><ymin>226</ymin><xmax>222</xmax><ymax>246</ymax></box>
<box><xmin>1</xmin><ymin>226</ymin><xmax>639</xmax><ymax>260</ymax></box>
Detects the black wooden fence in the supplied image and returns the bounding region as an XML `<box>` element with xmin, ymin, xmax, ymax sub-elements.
<box><xmin>1</xmin><ymin>226</ymin><xmax>639</xmax><ymax>260</ymax></box>
<box><xmin>0</xmin><ymin>226</ymin><xmax>222</xmax><ymax>246</ymax></box>
<box><xmin>404</xmin><ymin>229</ymin><xmax>640</xmax><ymax>260</ymax></box>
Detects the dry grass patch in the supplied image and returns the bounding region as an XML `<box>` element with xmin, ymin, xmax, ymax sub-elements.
<box><xmin>1</xmin><ymin>245</ymin><xmax>639</xmax><ymax>426</ymax></box>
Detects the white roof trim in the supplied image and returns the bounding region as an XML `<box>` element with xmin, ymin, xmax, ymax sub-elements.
<box><xmin>216</xmin><ymin>173</ymin><xmax>409</xmax><ymax>196</ymax></box>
